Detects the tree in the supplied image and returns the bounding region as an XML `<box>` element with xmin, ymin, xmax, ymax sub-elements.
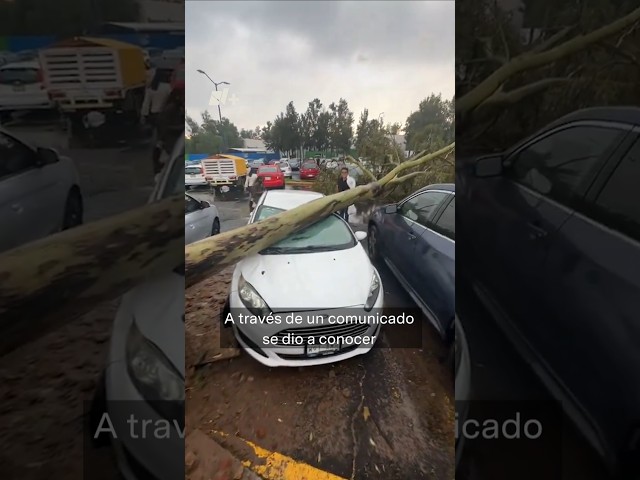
<box><xmin>405</xmin><ymin>94</ymin><xmax>453</xmax><ymax>152</ymax></box>
<box><xmin>327</xmin><ymin>98</ymin><xmax>354</xmax><ymax>155</ymax></box>
<box><xmin>185</xmin><ymin>111</ymin><xmax>243</xmax><ymax>154</ymax></box>
<box><xmin>239</xmin><ymin>129</ymin><xmax>255</xmax><ymax>139</ymax></box>
<box><xmin>282</xmin><ymin>101</ymin><xmax>302</xmax><ymax>156</ymax></box>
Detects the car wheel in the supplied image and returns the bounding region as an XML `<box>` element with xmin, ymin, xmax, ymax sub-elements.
<box><xmin>368</xmin><ymin>223</ymin><xmax>381</xmax><ymax>261</ymax></box>
<box><xmin>211</xmin><ymin>217</ymin><xmax>220</xmax><ymax>236</ymax></box>
<box><xmin>88</xmin><ymin>370</ymin><xmax>110</xmax><ymax>448</ymax></box>
<box><xmin>62</xmin><ymin>188</ymin><xmax>83</xmax><ymax>230</ymax></box>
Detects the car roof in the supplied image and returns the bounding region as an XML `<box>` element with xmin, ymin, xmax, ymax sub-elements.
<box><xmin>261</xmin><ymin>190</ymin><xmax>324</xmax><ymax>210</ymax></box>
<box><xmin>546</xmin><ymin>106</ymin><xmax>640</xmax><ymax>128</ymax></box>
<box><xmin>416</xmin><ymin>183</ymin><xmax>455</xmax><ymax>193</ymax></box>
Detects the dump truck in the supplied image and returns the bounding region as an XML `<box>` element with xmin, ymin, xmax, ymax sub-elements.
<box><xmin>201</xmin><ymin>154</ymin><xmax>248</xmax><ymax>197</ymax></box>
<box><xmin>39</xmin><ymin>36</ymin><xmax>148</xmax><ymax>147</ymax></box>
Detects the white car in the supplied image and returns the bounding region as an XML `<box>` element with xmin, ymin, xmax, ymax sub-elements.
<box><xmin>0</xmin><ymin>61</ymin><xmax>52</xmax><ymax>119</ymax></box>
<box><xmin>90</xmin><ymin>137</ymin><xmax>187</xmax><ymax>480</ymax></box>
<box><xmin>185</xmin><ymin>193</ymin><xmax>220</xmax><ymax>244</ymax></box>
<box><xmin>184</xmin><ymin>163</ymin><xmax>207</xmax><ymax>188</ymax></box>
<box><xmin>279</xmin><ymin>160</ymin><xmax>292</xmax><ymax>177</ymax></box>
<box><xmin>227</xmin><ymin>189</ymin><xmax>384</xmax><ymax>367</ymax></box>
<box><xmin>0</xmin><ymin>127</ymin><xmax>82</xmax><ymax>253</ymax></box>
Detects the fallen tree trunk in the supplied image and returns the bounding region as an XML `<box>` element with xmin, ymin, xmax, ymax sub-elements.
<box><xmin>185</xmin><ymin>143</ymin><xmax>455</xmax><ymax>287</ymax></box>
<box><xmin>0</xmin><ymin>194</ymin><xmax>184</xmax><ymax>356</ymax></box>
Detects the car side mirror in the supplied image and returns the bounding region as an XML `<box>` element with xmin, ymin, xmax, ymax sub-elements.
<box><xmin>36</xmin><ymin>147</ymin><xmax>59</xmax><ymax>166</ymax></box>
<box><xmin>474</xmin><ymin>154</ymin><xmax>503</xmax><ymax>177</ymax></box>
<box><xmin>355</xmin><ymin>231</ymin><xmax>367</xmax><ymax>241</ymax></box>
<box><xmin>384</xmin><ymin>204</ymin><xmax>397</xmax><ymax>214</ymax></box>
<box><xmin>200</xmin><ymin>200</ymin><xmax>210</xmax><ymax>208</ymax></box>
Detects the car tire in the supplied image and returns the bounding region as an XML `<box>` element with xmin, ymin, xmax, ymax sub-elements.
<box><xmin>368</xmin><ymin>223</ymin><xmax>381</xmax><ymax>262</ymax></box>
<box><xmin>211</xmin><ymin>217</ymin><xmax>220</xmax><ymax>236</ymax></box>
<box><xmin>62</xmin><ymin>188</ymin><xmax>83</xmax><ymax>230</ymax></box>
<box><xmin>88</xmin><ymin>370</ymin><xmax>110</xmax><ymax>448</ymax></box>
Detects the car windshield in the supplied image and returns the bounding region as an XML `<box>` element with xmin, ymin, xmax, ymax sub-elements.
<box><xmin>185</xmin><ymin>166</ymin><xmax>200</xmax><ymax>174</ymax></box>
<box><xmin>260</xmin><ymin>166</ymin><xmax>278</xmax><ymax>173</ymax></box>
<box><xmin>254</xmin><ymin>206</ymin><xmax>355</xmax><ymax>254</ymax></box>
<box><xmin>0</xmin><ymin>68</ymin><xmax>38</xmax><ymax>85</ymax></box>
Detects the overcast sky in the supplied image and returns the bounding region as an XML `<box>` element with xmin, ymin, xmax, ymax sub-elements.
<box><xmin>185</xmin><ymin>1</ymin><xmax>454</xmax><ymax>133</ymax></box>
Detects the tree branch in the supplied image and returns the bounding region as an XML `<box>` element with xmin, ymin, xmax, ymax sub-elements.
<box><xmin>528</xmin><ymin>26</ymin><xmax>575</xmax><ymax>54</ymax></box>
<box><xmin>345</xmin><ymin>155</ymin><xmax>377</xmax><ymax>182</ymax></box>
<box><xmin>457</xmin><ymin>7</ymin><xmax>640</xmax><ymax>115</ymax></box>
<box><xmin>185</xmin><ymin>143</ymin><xmax>455</xmax><ymax>286</ymax></box>
<box><xmin>0</xmin><ymin>195</ymin><xmax>184</xmax><ymax>355</ymax></box>
<box><xmin>479</xmin><ymin>77</ymin><xmax>574</xmax><ymax>109</ymax></box>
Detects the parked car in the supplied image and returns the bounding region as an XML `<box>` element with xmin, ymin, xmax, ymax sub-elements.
<box><xmin>454</xmin><ymin>314</ymin><xmax>471</xmax><ymax>467</ymax></box>
<box><xmin>249</xmin><ymin>158</ymin><xmax>265</xmax><ymax>169</ymax></box>
<box><xmin>279</xmin><ymin>160</ymin><xmax>292</xmax><ymax>177</ymax></box>
<box><xmin>289</xmin><ymin>158</ymin><xmax>300</xmax><ymax>170</ymax></box>
<box><xmin>0</xmin><ymin>60</ymin><xmax>52</xmax><ymax>120</ymax></box>
<box><xmin>226</xmin><ymin>189</ymin><xmax>382</xmax><ymax>367</ymax></box>
<box><xmin>368</xmin><ymin>184</ymin><xmax>455</xmax><ymax>342</ymax></box>
<box><xmin>457</xmin><ymin>107</ymin><xmax>640</xmax><ymax>477</ymax></box>
<box><xmin>300</xmin><ymin>160</ymin><xmax>320</xmax><ymax>180</ymax></box>
<box><xmin>90</xmin><ymin>136</ymin><xmax>186</xmax><ymax>480</ymax></box>
<box><xmin>185</xmin><ymin>193</ymin><xmax>220</xmax><ymax>243</ymax></box>
<box><xmin>185</xmin><ymin>163</ymin><xmax>207</xmax><ymax>189</ymax></box>
<box><xmin>257</xmin><ymin>164</ymin><xmax>285</xmax><ymax>189</ymax></box>
<box><xmin>0</xmin><ymin>127</ymin><xmax>83</xmax><ymax>253</ymax></box>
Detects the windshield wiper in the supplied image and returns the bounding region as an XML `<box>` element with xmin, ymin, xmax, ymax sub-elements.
<box><xmin>286</xmin><ymin>245</ymin><xmax>338</xmax><ymax>253</ymax></box>
<box><xmin>260</xmin><ymin>246</ymin><xmax>296</xmax><ymax>254</ymax></box>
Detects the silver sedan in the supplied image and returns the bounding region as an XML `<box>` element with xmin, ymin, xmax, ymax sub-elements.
<box><xmin>185</xmin><ymin>193</ymin><xmax>220</xmax><ymax>244</ymax></box>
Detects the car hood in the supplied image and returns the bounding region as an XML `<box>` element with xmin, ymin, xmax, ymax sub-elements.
<box><xmin>124</xmin><ymin>272</ymin><xmax>184</xmax><ymax>375</ymax></box>
<box><xmin>234</xmin><ymin>244</ymin><xmax>375</xmax><ymax>311</ymax></box>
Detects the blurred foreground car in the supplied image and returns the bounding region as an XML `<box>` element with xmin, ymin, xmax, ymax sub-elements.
<box><xmin>454</xmin><ymin>314</ymin><xmax>471</xmax><ymax>467</ymax></box>
<box><xmin>0</xmin><ymin>127</ymin><xmax>82</xmax><ymax>253</ymax></box>
<box><xmin>226</xmin><ymin>190</ymin><xmax>383</xmax><ymax>367</ymax></box>
<box><xmin>185</xmin><ymin>193</ymin><xmax>220</xmax><ymax>244</ymax></box>
<box><xmin>457</xmin><ymin>107</ymin><xmax>640</xmax><ymax>477</ymax></box>
<box><xmin>0</xmin><ymin>60</ymin><xmax>52</xmax><ymax>120</ymax></box>
<box><xmin>90</xmin><ymin>137</ymin><xmax>186</xmax><ymax>480</ymax></box>
<box><xmin>368</xmin><ymin>184</ymin><xmax>455</xmax><ymax>342</ymax></box>
<box><xmin>257</xmin><ymin>164</ymin><xmax>285</xmax><ymax>189</ymax></box>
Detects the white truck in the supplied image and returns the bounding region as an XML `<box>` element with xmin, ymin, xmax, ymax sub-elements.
<box><xmin>39</xmin><ymin>36</ymin><xmax>148</xmax><ymax>147</ymax></box>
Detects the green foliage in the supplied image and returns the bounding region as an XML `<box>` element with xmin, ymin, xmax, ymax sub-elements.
<box><xmin>404</xmin><ymin>93</ymin><xmax>454</xmax><ymax>152</ymax></box>
<box><xmin>185</xmin><ymin>111</ymin><xmax>243</xmax><ymax>155</ymax></box>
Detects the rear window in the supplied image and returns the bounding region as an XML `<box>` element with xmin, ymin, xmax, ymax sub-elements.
<box><xmin>185</xmin><ymin>166</ymin><xmax>201</xmax><ymax>174</ymax></box>
<box><xmin>302</xmin><ymin>163</ymin><xmax>316</xmax><ymax>169</ymax></box>
<box><xmin>260</xmin><ymin>166</ymin><xmax>278</xmax><ymax>173</ymax></box>
<box><xmin>0</xmin><ymin>68</ymin><xmax>39</xmax><ymax>85</ymax></box>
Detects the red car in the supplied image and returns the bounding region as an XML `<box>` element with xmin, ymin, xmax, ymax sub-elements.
<box><xmin>257</xmin><ymin>165</ymin><xmax>285</xmax><ymax>189</ymax></box>
<box><xmin>299</xmin><ymin>161</ymin><xmax>320</xmax><ymax>180</ymax></box>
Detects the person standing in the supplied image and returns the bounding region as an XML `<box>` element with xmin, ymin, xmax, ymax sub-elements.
<box><xmin>141</xmin><ymin>69</ymin><xmax>173</xmax><ymax>175</ymax></box>
<box><xmin>336</xmin><ymin>167</ymin><xmax>356</xmax><ymax>222</ymax></box>
<box><xmin>245</xmin><ymin>167</ymin><xmax>260</xmax><ymax>212</ymax></box>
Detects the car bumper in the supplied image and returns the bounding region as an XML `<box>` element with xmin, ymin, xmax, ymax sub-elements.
<box><xmin>300</xmin><ymin>173</ymin><xmax>317</xmax><ymax>179</ymax></box>
<box><xmin>263</xmin><ymin>181</ymin><xmax>284</xmax><ymax>188</ymax></box>
<box><xmin>229</xmin><ymin>293</ymin><xmax>384</xmax><ymax>367</ymax></box>
<box><xmin>104</xmin><ymin>360</ymin><xmax>183</xmax><ymax>480</ymax></box>
<box><xmin>185</xmin><ymin>178</ymin><xmax>208</xmax><ymax>186</ymax></box>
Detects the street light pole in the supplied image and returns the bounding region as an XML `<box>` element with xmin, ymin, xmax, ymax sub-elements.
<box><xmin>197</xmin><ymin>69</ymin><xmax>230</xmax><ymax>151</ymax></box>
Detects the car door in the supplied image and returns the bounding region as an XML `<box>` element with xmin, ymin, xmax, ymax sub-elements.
<box><xmin>412</xmin><ymin>194</ymin><xmax>455</xmax><ymax>337</ymax></box>
<box><xmin>184</xmin><ymin>194</ymin><xmax>210</xmax><ymax>244</ymax></box>
<box><xmin>540</xmin><ymin>134</ymin><xmax>640</xmax><ymax>456</ymax></box>
<box><xmin>383</xmin><ymin>189</ymin><xmax>450</xmax><ymax>282</ymax></box>
<box><xmin>0</xmin><ymin>131</ymin><xmax>60</xmax><ymax>251</ymax></box>
<box><xmin>473</xmin><ymin>122</ymin><xmax>630</xmax><ymax>342</ymax></box>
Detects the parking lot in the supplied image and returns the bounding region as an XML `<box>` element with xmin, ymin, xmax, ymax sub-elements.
<box><xmin>184</xmin><ymin>188</ymin><xmax>455</xmax><ymax>479</ymax></box>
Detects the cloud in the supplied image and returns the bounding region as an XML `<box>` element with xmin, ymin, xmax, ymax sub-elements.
<box><xmin>186</xmin><ymin>1</ymin><xmax>454</xmax><ymax>129</ymax></box>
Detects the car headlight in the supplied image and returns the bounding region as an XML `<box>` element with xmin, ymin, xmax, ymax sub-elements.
<box><xmin>125</xmin><ymin>320</ymin><xmax>184</xmax><ymax>426</ymax></box>
<box><xmin>238</xmin><ymin>274</ymin><xmax>272</xmax><ymax>317</ymax></box>
<box><xmin>364</xmin><ymin>271</ymin><xmax>381</xmax><ymax>311</ymax></box>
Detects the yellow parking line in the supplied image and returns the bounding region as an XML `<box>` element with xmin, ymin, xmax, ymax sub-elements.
<box><xmin>212</xmin><ymin>430</ymin><xmax>347</xmax><ymax>480</ymax></box>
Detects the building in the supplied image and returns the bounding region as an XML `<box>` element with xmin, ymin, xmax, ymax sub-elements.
<box><xmin>136</xmin><ymin>0</ymin><xmax>185</xmax><ymax>23</ymax></box>
<box><xmin>242</xmin><ymin>138</ymin><xmax>267</xmax><ymax>150</ymax></box>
